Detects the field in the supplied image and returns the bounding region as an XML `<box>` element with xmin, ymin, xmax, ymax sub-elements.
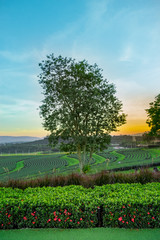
<box><xmin>1</xmin><ymin>228</ymin><xmax>160</xmax><ymax>240</ymax></box>
<box><xmin>0</xmin><ymin>147</ymin><xmax>160</xmax><ymax>181</ymax></box>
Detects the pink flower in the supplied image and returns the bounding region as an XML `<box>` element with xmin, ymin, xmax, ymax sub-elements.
<box><xmin>122</xmin><ymin>206</ymin><xmax>125</xmax><ymax>208</ymax></box>
<box><xmin>133</xmin><ymin>215</ymin><xmax>136</xmax><ymax>218</ymax></box>
<box><xmin>58</xmin><ymin>219</ymin><xmax>61</xmax><ymax>222</ymax></box>
<box><xmin>126</xmin><ymin>222</ymin><xmax>128</xmax><ymax>224</ymax></box>
<box><xmin>118</xmin><ymin>217</ymin><xmax>122</xmax><ymax>221</ymax></box>
<box><xmin>122</xmin><ymin>221</ymin><xmax>125</xmax><ymax>223</ymax></box>
<box><xmin>77</xmin><ymin>221</ymin><xmax>80</xmax><ymax>224</ymax></box>
<box><xmin>8</xmin><ymin>214</ymin><xmax>11</xmax><ymax>218</ymax></box>
<box><xmin>80</xmin><ymin>218</ymin><xmax>82</xmax><ymax>221</ymax></box>
<box><xmin>47</xmin><ymin>219</ymin><xmax>51</xmax><ymax>223</ymax></box>
<box><xmin>23</xmin><ymin>216</ymin><xmax>27</xmax><ymax>221</ymax></box>
<box><xmin>148</xmin><ymin>222</ymin><xmax>150</xmax><ymax>225</ymax></box>
<box><xmin>131</xmin><ymin>218</ymin><xmax>134</xmax><ymax>222</ymax></box>
<box><xmin>32</xmin><ymin>222</ymin><xmax>35</xmax><ymax>224</ymax></box>
<box><xmin>54</xmin><ymin>218</ymin><xmax>57</xmax><ymax>221</ymax></box>
<box><xmin>152</xmin><ymin>217</ymin><xmax>155</xmax><ymax>220</ymax></box>
<box><xmin>1</xmin><ymin>224</ymin><xmax>3</xmax><ymax>227</ymax></box>
<box><xmin>147</xmin><ymin>212</ymin><xmax>150</xmax><ymax>215</ymax></box>
<box><xmin>31</xmin><ymin>213</ymin><xmax>35</xmax><ymax>216</ymax></box>
<box><xmin>70</xmin><ymin>219</ymin><xmax>72</xmax><ymax>222</ymax></box>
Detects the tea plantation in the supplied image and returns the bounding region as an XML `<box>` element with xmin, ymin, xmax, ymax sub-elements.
<box><xmin>0</xmin><ymin>148</ymin><xmax>160</xmax><ymax>181</ymax></box>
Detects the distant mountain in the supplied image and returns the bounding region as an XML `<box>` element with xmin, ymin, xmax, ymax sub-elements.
<box><xmin>0</xmin><ymin>136</ymin><xmax>42</xmax><ymax>144</ymax></box>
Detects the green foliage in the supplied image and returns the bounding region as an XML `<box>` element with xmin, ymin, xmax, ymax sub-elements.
<box><xmin>146</xmin><ymin>94</ymin><xmax>160</xmax><ymax>137</ymax></box>
<box><xmin>38</xmin><ymin>54</ymin><xmax>126</xmax><ymax>172</ymax></box>
<box><xmin>0</xmin><ymin>183</ymin><xmax>160</xmax><ymax>229</ymax></box>
<box><xmin>82</xmin><ymin>165</ymin><xmax>90</xmax><ymax>174</ymax></box>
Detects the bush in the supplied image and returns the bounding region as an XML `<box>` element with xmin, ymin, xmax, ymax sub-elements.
<box><xmin>0</xmin><ymin>168</ymin><xmax>160</xmax><ymax>189</ymax></box>
<box><xmin>0</xmin><ymin>183</ymin><xmax>160</xmax><ymax>229</ymax></box>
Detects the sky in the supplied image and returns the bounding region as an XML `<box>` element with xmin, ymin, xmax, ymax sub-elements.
<box><xmin>0</xmin><ymin>0</ymin><xmax>160</xmax><ymax>137</ymax></box>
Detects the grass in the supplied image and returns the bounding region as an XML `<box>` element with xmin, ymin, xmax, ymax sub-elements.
<box><xmin>0</xmin><ymin>228</ymin><xmax>160</xmax><ymax>240</ymax></box>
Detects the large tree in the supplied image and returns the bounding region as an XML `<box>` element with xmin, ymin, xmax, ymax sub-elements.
<box><xmin>38</xmin><ymin>54</ymin><xmax>126</xmax><ymax>172</ymax></box>
<box><xmin>146</xmin><ymin>94</ymin><xmax>160</xmax><ymax>137</ymax></box>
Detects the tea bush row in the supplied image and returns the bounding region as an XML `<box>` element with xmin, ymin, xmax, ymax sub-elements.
<box><xmin>0</xmin><ymin>183</ymin><xmax>160</xmax><ymax>229</ymax></box>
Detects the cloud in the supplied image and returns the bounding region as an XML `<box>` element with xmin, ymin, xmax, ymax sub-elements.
<box><xmin>0</xmin><ymin>97</ymin><xmax>40</xmax><ymax>117</ymax></box>
<box><xmin>119</xmin><ymin>45</ymin><xmax>133</xmax><ymax>62</ymax></box>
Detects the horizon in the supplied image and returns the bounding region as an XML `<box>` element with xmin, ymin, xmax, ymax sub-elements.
<box><xmin>0</xmin><ymin>0</ymin><xmax>160</xmax><ymax>137</ymax></box>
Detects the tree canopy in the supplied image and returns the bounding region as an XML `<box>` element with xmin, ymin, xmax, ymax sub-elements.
<box><xmin>38</xmin><ymin>54</ymin><xmax>126</xmax><ymax>172</ymax></box>
<box><xmin>146</xmin><ymin>94</ymin><xmax>160</xmax><ymax>137</ymax></box>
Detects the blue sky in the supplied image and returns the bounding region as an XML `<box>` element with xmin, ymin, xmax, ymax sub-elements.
<box><xmin>0</xmin><ymin>0</ymin><xmax>160</xmax><ymax>137</ymax></box>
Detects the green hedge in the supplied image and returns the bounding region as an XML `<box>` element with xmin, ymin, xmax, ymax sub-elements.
<box><xmin>0</xmin><ymin>183</ymin><xmax>160</xmax><ymax>229</ymax></box>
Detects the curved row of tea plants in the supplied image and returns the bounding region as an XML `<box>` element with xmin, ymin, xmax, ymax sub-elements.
<box><xmin>0</xmin><ymin>148</ymin><xmax>160</xmax><ymax>181</ymax></box>
<box><xmin>96</xmin><ymin>148</ymin><xmax>160</xmax><ymax>171</ymax></box>
<box><xmin>0</xmin><ymin>183</ymin><xmax>160</xmax><ymax>229</ymax></box>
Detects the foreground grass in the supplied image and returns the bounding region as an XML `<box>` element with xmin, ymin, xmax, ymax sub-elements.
<box><xmin>0</xmin><ymin>228</ymin><xmax>160</xmax><ymax>240</ymax></box>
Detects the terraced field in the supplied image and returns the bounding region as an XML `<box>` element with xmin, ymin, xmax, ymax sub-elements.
<box><xmin>0</xmin><ymin>148</ymin><xmax>160</xmax><ymax>181</ymax></box>
<box><xmin>97</xmin><ymin>148</ymin><xmax>160</xmax><ymax>171</ymax></box>
<box><xmin>0</xmin><ymin>153</ymin><xmax>79</xmax><ymax>181</ymax></box>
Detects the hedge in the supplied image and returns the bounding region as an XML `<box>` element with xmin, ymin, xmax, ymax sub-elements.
<box><xmin>0</xmin><ymin>183</ymin><xmax>160</xmax><ymax>229</ymax></box>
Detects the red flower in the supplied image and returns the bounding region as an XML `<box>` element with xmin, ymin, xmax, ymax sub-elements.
<box><xmin>147</xmin><ymin>212</ymin><xmax>150</xmax><ymax>215</ymax></box>
<box><xmin>32</xmin><ymin>222</ymin><xmax>35</xmax><ymax>224</ymax></box>
<box><xmin>35</xmin><ymin>216</ymin><xmax>37</xmax><ymax>220</ymax></box>
<box><xmin>124</xmin><ymin>215</ymin><xmax>126</xmax><ymax>217</ymax></box>
<box><xmin>58</xmin><ymin>219</ymin><xmax>61</xmax><ymax>222</ymax></box>
<box><xmin>118</xmin><ymin>217</ymin><xmax>122</xmax><ymax>221</ymax></box>
<box><xmin>54</xmin><ymin>218</ymin><xmax>57</xmax><ymax>221</ymax></box>
<box><xmin>77</xmin><ymin>222</ymin><xmax>80</xmax><ymax>224</ymax></box>
<box><xmin>80</xmin><ymin>218</ymin><xmax>82</xmax><ymax>221</ymax></box>
<box><xmin>70</xmin><ymin>219</ymin><xmax>72</xmax><ymax>222</ymax></box>
<box><xmin>1</xmin><ymin>224</ymin><xmax>3</xmax><ymax>227</ymax></box>
<box><xmin>31</xmin><ymin>213</ymin><xmax>35</xmax><ymax>216</ymax></box>
<box><xmin>148</xmin><ymin>222</ymin><xmax>150</xmax><ymax>225</ymax></box>
<box><xmin>122</xmin><ymin>221</ymin><xmax>125</xmax><ymax>223</ymax></box>
<box><xmin>133</xmin><ymin>215</ymin><xmax>136</xmax><ymax>218</ymax></box>
<box><xmin>131</xmin><ymin>218</ymin><xmax>134</xmax><ymax>222</ymax></box>
<box><xmin>91</xmin><ymin>220</ymin><xmax>94</xmax><ymax>223</ymax></box>
<box><xmin>8</xmin><ymin>214</ymin><xmax>11</xmax><ymax>218</ymax></box>
<box><xmin>152</xmin><ymin>217</ymin><xmax>155</xmax><ymax>220</ymax></box>
<box><xmin>122</xmin><ymin>206</ymin><xmax>125</xmax><ymax>208</ymax></box>
<box><xmin>126</xmin><ymin>222</ymin><xmax>128</xmax><ymax>224</ymax></box>
<box><xmin>23</xmin><ymin>216</ymin><xmax>27</xmax><ymax>221</ymax></box>
<box><xmin>47</xmin><ymin>219</ymin><xmax>51</xmax><ymax>223</ymax></box>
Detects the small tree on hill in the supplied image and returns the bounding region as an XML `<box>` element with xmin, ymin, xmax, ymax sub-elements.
<box><xmin>38</xmin><ymin>54</ymin><xmax>126</xmax><ymax>173</ymax></box>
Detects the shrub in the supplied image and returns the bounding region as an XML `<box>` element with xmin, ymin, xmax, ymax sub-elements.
<box><xmin>0</xmin><ymin>183</ymin><xmax>160</xmax><ymax>229</ymax></box>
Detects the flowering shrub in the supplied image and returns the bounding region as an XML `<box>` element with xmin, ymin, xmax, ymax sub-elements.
<box><xmin>0</xmin><ymin>183</ymin><xmax>160</xmax><ymax>229</ymax></box>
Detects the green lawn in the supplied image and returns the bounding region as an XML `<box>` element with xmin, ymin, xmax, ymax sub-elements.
<box><xmin>0</xmin><ymin>228</ymin><xmax>160</xmax><ymax>240</ymax></box>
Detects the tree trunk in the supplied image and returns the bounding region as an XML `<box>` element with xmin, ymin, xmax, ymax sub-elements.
<box><xmin>77</xmin><ymin>145</ymin><xmax>83</xmax><ymax>174</ymax></box>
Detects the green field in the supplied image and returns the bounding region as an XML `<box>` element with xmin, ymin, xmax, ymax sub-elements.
<box><xmin>0</xmin><ymin>148</ymin><xmax>160</xmax><ymax>181</ymax></box>
<box><xmin>1</xmin><ymin>228</ymin><xmax>160</xmax><ymax>240</ymax></box>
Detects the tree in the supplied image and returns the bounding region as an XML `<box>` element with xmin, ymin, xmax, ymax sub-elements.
<box><xmin>38</xmin><ymin>54</ymin><xmax>126</xmax><ymax>173</ymax></box>
<box><xmin>146</xmin><ymin>94</ymin><xmax>160</xmax><ymax>137</ymax></box>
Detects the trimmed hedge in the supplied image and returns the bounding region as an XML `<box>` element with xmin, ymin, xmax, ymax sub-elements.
<box><xmin>0</xmin><ymin>183</ymin><xmax>160</xmax><ymax>229</ymax></box>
